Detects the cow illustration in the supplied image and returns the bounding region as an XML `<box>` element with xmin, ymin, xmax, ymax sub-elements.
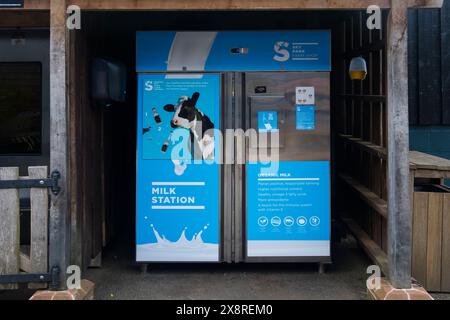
<box><xmin>163</xmin><ymin>92</ymin><xmax>215</xmax><ymax>161</ymax></box>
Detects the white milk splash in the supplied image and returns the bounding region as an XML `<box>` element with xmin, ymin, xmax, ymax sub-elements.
<box><xmin>136</xmin><ymin>224</ymin><xmax>219</xmax><ymax>262</ymax></box>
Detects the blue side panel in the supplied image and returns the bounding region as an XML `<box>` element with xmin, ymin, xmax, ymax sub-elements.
<box><xmin>136</xmin><ymin>74</ymin><xmax>221</xmax><ymax>262</ymax></box>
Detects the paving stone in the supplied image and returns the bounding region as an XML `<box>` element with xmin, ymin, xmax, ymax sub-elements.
<box><xmin>30</xmin><ymin>280</ymin><xmax>94</xmax><ymax>300</ymax></box>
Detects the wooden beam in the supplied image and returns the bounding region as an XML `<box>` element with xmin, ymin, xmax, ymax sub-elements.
<box><xmin>22</xmin><ymin>0</ymin><xmax>49</xmax><ymax>9</ymax></box>
<box><xmin>29</xmin><ymin>166</ymin><xmax>49</xmax><ymax>289</ymax></box>
<box><xmin>386</xmin><ymin>0</ymin><xmax>412</xmax><ymax>289</ymax></box>
<box><xmin>49</xmin><ymin>0</ymin><xmax>70</xmax><ymax>290</ymax></box>
<box><xmin>339</xmin><ymin>174</ymin><xmax>388</xmax><ymax>219</ymax></box>
<box><xmin>67</xmin><ymin>0</ymin><xmax>391</xmax><ymax>10</ymax></box>
<box><xmin>343</xmin><ymin>218</ymin><xmax>389</xmax><ymax>276</ymax></box>
<box><xmin>0</xmin><ymin>11</ymin><xmax>49</xmax><ymax>27</ymax></box>
<box><xmin>338</xmin><ymin>134</ymin><xmax>387</xmax><ymax>160</ymax></box>
<box><xmin>7</xmin><ymin>0</ymin><xmax>442</xmax><ymax>11</ymax></box>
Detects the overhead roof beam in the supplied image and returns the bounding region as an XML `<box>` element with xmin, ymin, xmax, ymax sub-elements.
<box><xmin>8</xmin><ymin>0</ymin><xmax>443</xmax><ymax>11</ymax></box>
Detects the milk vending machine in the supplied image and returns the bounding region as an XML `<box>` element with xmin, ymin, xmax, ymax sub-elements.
<box><xmin>136</xmin><ymin>31</ymin><xmax>331</xmax><ymax>266</ymax></box>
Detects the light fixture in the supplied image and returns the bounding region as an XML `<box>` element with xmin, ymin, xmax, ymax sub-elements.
<box><xmin>349</xmin><ymin>56</ymin><xmax>368</xmax><ymax>81</ymax></box>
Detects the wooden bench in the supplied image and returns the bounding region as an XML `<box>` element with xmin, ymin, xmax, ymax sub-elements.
<box><xmin>341</xmin><ymin>151</ymin><xmax>450</xmax><ymax>292</ymax></box>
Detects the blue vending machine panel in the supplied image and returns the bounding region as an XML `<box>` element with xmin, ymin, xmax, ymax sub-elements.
<box><xmin>246</xmin><ymin>161</ymin><xmax>330</xmax><ymax>258</ymax></box>
<box><xmin>136</xmin><ymin>31</ymin><xmax>331</xmax><ymax>72</ymax></box>
<box><xmin>136</xmin><ymin>74</ymin><xmax>221</xmax><ymax>262</ymax></box>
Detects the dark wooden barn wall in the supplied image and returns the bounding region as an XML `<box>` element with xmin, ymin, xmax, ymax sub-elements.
<box><xmin>409</xmin><ymin>1</ymin><xmax>450</xmax><ymax>126</ymax></box>
<box><xmin>68</xmin><ymin>23</ymin><xmax>105</xmax><ymax>269</ymax></box>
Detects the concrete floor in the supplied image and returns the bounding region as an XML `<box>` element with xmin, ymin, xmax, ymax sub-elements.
<box><xmin>83</xmin><ymin>236</ymin><xmax>372</xmax><ymax>300</ymax></box>
<box><xmin>2</xmin><ymin>235</ymin><xmax>449</xmax><ymax>300</ymax></box>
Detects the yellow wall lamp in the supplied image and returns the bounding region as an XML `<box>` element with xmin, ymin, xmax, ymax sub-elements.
<box><xmin>349</xmin><ymin>56</ymin><xmax>368</xmax><ymax>81</ymax></box>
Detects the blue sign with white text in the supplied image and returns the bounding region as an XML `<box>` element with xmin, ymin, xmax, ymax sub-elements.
<box><xmin>246</xmin><ymin>161</ymin><xmax>330</xmax><ymax>258</ymax></box>
<box><xmin>137</xmin><ymin>31</ymin><xmax>331</xmax><ymax>72</ymax></box>
<box><xmin>296</xmin><ymin>106</ymin><xmax>316</xmax><ymax>130</ymax></box>
<box><xmin>136</xmin><ymin>74</ymin><xmax>221</xmax><ymax>262</ymax></box>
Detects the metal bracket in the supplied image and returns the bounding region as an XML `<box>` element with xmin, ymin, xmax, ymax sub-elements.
<box><xmin>0</xmin><ymin>170</ymin><xmax>61</xmax><ymax>196</ymax></box>
<box><xmin>0</xmin><ymin>266</ymin><xmax>60</xmax><ymax>289</ymax></box>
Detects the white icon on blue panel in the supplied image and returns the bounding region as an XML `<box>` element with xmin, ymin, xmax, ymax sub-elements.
<box><xmin>144</xmin><ymin>81</ymin><xmax>153</xmax><ymax>91</ymax></box>
<box><xmin>271</xmin><ymin>217</ymin><xmax>282</xmax><ymax>227</ymax></box>
<box><xmin>284</xmin><ymin>216</ymin><xmax>295</xmax><ymax>227</ymax></box>
<box><xmin>258</xmin><ymin>111</ymin><xmax>278</xmax><ymax>132</ymax></box>
<box><xmin>297</xmin><ymin>216</ymin><xmax>308</xmax><ymax>227</ymax></box>
<box><xmin>310</xmin><ymin>216</ymin><xmax>321</xmax><ymax>227</ymax></box>
<box><xmin>258</xmin><ymin>216</ymin><xmax>269</xmax><ymax>227</ymax></box>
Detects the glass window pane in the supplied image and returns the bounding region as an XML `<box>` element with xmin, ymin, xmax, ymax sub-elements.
<box><xmin>0</xmin><ymin>62</ymin><xmax>42</xmax><ymax>155</ymax></box>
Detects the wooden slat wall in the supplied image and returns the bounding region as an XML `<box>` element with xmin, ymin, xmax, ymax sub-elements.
<box><xmin>0</xmin><ymin>166</ymin><xmax>49</xmax><ymax>290</ymax></box>
<box><xmin>408</xmin><ymin>1</ymin><xmax>450</xmax><ymax>125</ymax></box>
<box><xmin>412</xmin><ymin>190</ymin><xmax>450</xmax><ymax>292</ymax></box>
<box><xmin>0</xmin><ymin>167</ymin><xmax>20</xmax><ymax>290</ymax></box>
<box><xmin>443</xmin><ymin>1</ymin><xmax>450</xmax><ymax>124</ymax></box>
<box><xmin>28</xmin><ymin>166</ymin><xmax>49</xmax><ymax>289</ymax></box>
<box><xmin>68</xmin><ymin>22</ymin><xmax>105</xmax><ymax>270</ymax></box>
<box><xmin>334</xmin><ymin>10</ymin><xmax>389</xmax><ymax>265</ymax></box>
<box><xmin>443</xmin><ymin>193</ymin><xmax>450</xmax><ymax>292</ymax></box>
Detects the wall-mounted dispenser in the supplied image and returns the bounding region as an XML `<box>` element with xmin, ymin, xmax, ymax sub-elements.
<box><xmin>91</xmin><ymin>58</ymin><xmax>127</xmax><ymax>106</ymax></box>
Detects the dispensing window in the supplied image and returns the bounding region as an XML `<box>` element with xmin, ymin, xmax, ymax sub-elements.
<box><xmin>0</xmin><ymin>62</ymin><xmax>42</xmax><ymax>155</ymax></box>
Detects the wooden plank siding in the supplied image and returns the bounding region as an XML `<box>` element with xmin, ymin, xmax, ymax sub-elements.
<box><xmin>426</xmin><ymin>192</ymin><xmax>443</xmax><ymax>291</ymax></box>
<box><xmin>408</xmin><ymin>0</ymin><xmax>450</xmax><ymax>125</ymax></box>
<box><xmin>443</xmin><ymin>0</ymin><xmax>450</xmax><ymax>124</ymax></box>
<box><xmin>67</xmin><ymin>20</ymin><xmax>105</xmax><ymax>270</ymax></box>
<box><xmin>412</xmin><ymin>188</ymin><xmax>450</xmax><ymax>292</ymax></box>
<box><xmin>442</xmin><ymin>193</ymin><xmax>450</xmax><ymax>292</ymax></box>
<box><xmin>0</xmin><ymin>166</ymin><xmax>49</xmax><ymax>290</ymax></box>
<box><xmin>334</xmin><ymin>9</ymin><xmax>389</xmax><ymax>256</ymax></box>
<box><xmin>412</xmin><ymin>191</ymin><xmax>429</xmax><ymax>286</ymax></box>
<box><xmin>0</xmin><ymin>167</ymin><xmax>20</xmax><ymax>290</ymax></box>
<box><xmin>28</xmin><ymin>166</ymin><xmax>49</xmax><ymax>289</ymax></box>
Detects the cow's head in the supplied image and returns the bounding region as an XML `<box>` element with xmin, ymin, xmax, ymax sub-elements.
<box><xmin>164</xmin><ymin>92</ymin><xmax>200</xmax><ymax>129</ymax></box>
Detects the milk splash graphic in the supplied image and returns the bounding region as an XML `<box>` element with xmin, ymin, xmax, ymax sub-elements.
<box><xmin>136</xmin><ymin>223</ymin><xmax>219</xmax><ymax>262</ymax></box>
<box><xmin>150</xmin><ymin>224</ymin><xmax>210</xmax><ymax>248</ymax></box>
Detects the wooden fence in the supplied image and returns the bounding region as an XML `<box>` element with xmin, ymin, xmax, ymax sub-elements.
<box><xmin>0</xmin><ymin>166</ymin><xmax>49</xmax><ymax>290</ymax></box>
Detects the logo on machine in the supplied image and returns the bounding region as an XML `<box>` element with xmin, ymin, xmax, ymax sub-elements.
<box><xmin>144</xmin><ymin>81</ymin><xmax>154</xmax><ymax>91</ymax></box>
<box><xmin>273</xmin><ymin>41</ymin><xmax>290</xmax><ymax>62</ymax></box>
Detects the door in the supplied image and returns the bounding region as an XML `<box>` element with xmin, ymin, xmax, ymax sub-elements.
<box><xmin>242</xmin><ymin>72</ymin><xmax>331</xmax><ymax>262</ymax></box>
<box><xmin>136</xmin><ymin>73</ymin><xmax>222</xmax><ymax>262</ymax></box>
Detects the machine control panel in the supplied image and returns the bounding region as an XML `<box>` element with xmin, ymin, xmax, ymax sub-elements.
<box><xmin>296</xmin><ymin>87</ymin><xmax>315</xmax><ymax>105</ymax></box>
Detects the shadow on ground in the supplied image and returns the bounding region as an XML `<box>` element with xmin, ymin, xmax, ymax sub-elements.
<box><xmin>2</xmin><ymin>234</ymin><xmax>449</xmax><ymax>300</ymax></box>
<box><xmin>83</xmin><ymin>234</ymin><xmax>372</xmax><ymax>300</ymax></box>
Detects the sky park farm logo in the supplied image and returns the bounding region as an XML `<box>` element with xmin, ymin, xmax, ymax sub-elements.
<box><xmin>273</xmin><ymin>41</ymin><xmax>290</xmax><ymax>62</ymax></box>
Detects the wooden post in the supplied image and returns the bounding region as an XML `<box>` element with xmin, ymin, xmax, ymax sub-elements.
<box><xmin>49</xmin><ymin>0</ymin><xmax>70</xmax><ymax>290</ymax></box>
<box><xmin>29</xmin><ymin>166</ymin><xmax>49</xmax><ymax>289</ymax></box>
<box><xmin>386</xmin><ymin>0</ymin><xmax>412</xmax><ymax>289</ymax></box>
<box><xmin>0</xmin><ymin>167</ymin><xmax>20</xmax><ymax>290</ymax></box>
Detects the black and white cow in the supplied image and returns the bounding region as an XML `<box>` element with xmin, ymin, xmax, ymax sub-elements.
<box><xmin>163</xmin><ymin>92</ymin><xmax>215</xmax><ymax>161</ymax></box>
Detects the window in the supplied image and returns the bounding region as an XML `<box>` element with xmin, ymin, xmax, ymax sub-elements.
<box><xmin>0</xmin><ymin>62</ymin><xmax>42</xmax><ymax>155</ymax></box>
